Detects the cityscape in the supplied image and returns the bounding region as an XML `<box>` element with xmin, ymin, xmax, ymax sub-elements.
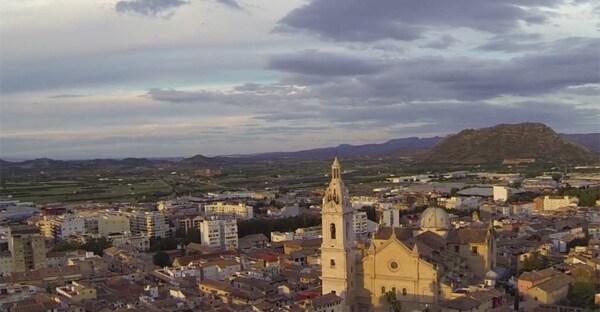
<box><xmin>1</xmin><ymin>1</ymin><xmax>599</xmax><ymax>312</ymax></box>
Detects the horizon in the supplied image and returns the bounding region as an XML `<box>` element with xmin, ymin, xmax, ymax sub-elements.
<box><xmin>1</xmin><ymin>0</ymin><xmax>599</xmax><ymax>160</ymax></box>
<box><xmin>2</xmin><ymin>124</ymin><xmax>598</xmax><ymax>161</ymax></box>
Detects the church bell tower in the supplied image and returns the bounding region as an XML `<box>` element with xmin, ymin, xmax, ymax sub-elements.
<box><xmin>321</xmin><ymin>157</ymin><xmax>355</xmax><ymax>310</ymax></box>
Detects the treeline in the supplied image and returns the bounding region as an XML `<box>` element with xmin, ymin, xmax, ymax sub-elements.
<box><xmin>237</xmin><ymin>215</ymin><xmax>321</xmax><ymax>238</ymax></box>
<box><xmin>558</xmin><ymin>186</ymin><xmax>600</xmax><ymax>207</ymax></box>
<box><xmin>50</xmin><ymin>237</ymin><xmax>113</xmax><ymax>256</ymax></box>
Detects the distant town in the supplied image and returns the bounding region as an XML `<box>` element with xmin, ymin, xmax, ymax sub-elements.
<box><xmin>0</xmin><ymin>154</ymin><xmax>599</xmax><ymax>312</ymax></box>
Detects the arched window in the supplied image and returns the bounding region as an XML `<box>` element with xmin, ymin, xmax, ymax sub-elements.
<box><xmin>381</xmin><ymin>286</ymin><xmax>386</xmax><ymax>294</ymax></box>
<box><xmin>392</xmin><ymin>287</ymin><xmax>396</xmax><ymax>293</ymax></box>
<box><xmin>402</xmin><ymin>288</ymin><xmax>407</xmax><ymax>296</ymax></box>
<box><xmin>330</xmin><ymin>223</ymin><xmax>336</xmax><ymax>239</ymax></box>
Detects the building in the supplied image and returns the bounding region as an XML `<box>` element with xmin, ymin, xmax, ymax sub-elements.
<box><xmin>493</xmin><ymin>185</ymin><xmax>511</xmax><ymax>202</ymax></box>
<box><xmin>320</xmin><ymin>157</ymin><xmax>356</xmax><ymax>310</ymax></box>
<box><xmin>129</xmin><ymin>211</ymin><xmax>169</xmax><ymax>239</ymax></box>
<box><xmin>55</xmin><ymin>281</ymin><xmax>96</xmax><ymax>302</ymax></box>
<box><xmin>8</xmin><ymin>225</ymin><xmax>46</xmax><ymax>272</ymax></box>
<box><xmin>98</xmin><ymin>214</ymin><xmax>131</xmax><ymax>236</ymax></box>
<box><xmin>320</xmin><ymin>159</ymin><xmax>497</xmax><ymax>312</ymax></box>
<box><xmin>541</xmin><ymin>196</ymin><xmax>579</xmax><ymax>211</ymax></box>
<box><xmin>203</xmin><ymin>202</ymin><xmax>254</xmax><ymax>219</ymax></box>
<box><xmin>199</xmin><ymin>218</ymin><xmax>238</xmax><ymax>249</ymax></box>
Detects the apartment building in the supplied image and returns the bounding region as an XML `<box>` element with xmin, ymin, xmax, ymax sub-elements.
<box><xmin>204</xmin><ymin>202</ymin><xmax>253</xmax><ymax>219</ymax></box>
<box><xmin>199</xmin><ymin>218</ymin><xmax>238</xmax><ymax>249</ymax></box>
<box><xmin>129</xmin><ymin>211</ymin><xmax>169</xmax><ymax>239</ymax></box>
<box><xmin>98</xmin><ymin>214</ymin><xmax>131</xmax><ymax>236</ymax></box>
<box><xmin>8</xmin><ymin>225</ymin><xmax>46</xmax><ymax>272</ymax></box>
<box><xmin>36</xmin><ymin>215</ymin><xmax>85</xmax><ymax>240</ymax></box>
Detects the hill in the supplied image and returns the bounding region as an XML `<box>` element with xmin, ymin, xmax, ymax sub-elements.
<box><xmin>238</xmin><ymin>136</ymin><xmax>442</xmax><ymax>160</ymax></box>
<box><xmin>559</xmin><ymin>133</ymin><xmax>600</xmax><ymax>153</ymax></box>
<box><xmin>424</xmin><ymin>123</ymin><xmax>597</xmax><ymax>164</ymax></box>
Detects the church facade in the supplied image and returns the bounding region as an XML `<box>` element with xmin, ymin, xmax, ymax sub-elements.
<box><xmin>321</xmin><ymin>159</ymin><xmax>497</xmax><ymax>312</ymax></box>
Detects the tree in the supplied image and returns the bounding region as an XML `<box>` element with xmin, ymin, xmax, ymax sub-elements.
<box><xmin>82</xmin><ymin>237</ymin><xmax>113</xmax><ymax>256</ymax></box>
<box><xmin>521</xmin><ymin>252</ymin><xmax>549</xmax><ymax>273</ymax></box>
<box><xmin>384</xmin><ymin>291</ymin><xmax>402</xmax><ymax>312</ymax></box>
<box><xmin>153</xmin><ymin>251</ymin><xmax>171</xmax><ymax>267</ymax></box>
<box><xmin>567</xmin><ymin>280</ymin><xmax>597</xmax><ymax>309</ymax></box>
<box><xmin>552</xmin><ymin>173</ymin><xmax>562</xmax><ymax>182</ymax></box>
<box><xmin>359</xmin><ymin>206</ymin><xmax>377</xmax><ymax>222</ymax></box>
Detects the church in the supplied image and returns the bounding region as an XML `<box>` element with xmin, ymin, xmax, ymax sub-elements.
<box><xmin>321</xmin><ymin>158</ymin><xmax>497</xmax><ymax>312</ymax></box>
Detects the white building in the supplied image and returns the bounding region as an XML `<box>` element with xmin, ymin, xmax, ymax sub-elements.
<box><xmin>199</xmin><ymin>218</ymin><xmax>238</xmax><ymax>249</ymax></box>
<box><xmin>203</xmin><ymin>202</ymin><xmax>253</xmax><ymax>219</ymax></box>
<box><xmin>106</xmin><ymin>232</ymin><xmax>150</xmax><ymax>251</ymax></box>
<box><xmin>381</xmin><ymin>209</ymin><xmax>401</xmax><ymax>228</ymax></box>
<box><xmin>353</xmin><ymin>211</ymin><xmax>368</xmax><ymax>235</ymax></box>
<box><xmin>48</xmin><ymin>215</ymin><xmax>86</xmax><ymax>240</ymax></box>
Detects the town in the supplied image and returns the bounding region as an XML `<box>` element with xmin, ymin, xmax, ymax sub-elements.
<box><xmin>0</xmin><ymin>157</ymin><xmax>598</xmax><ymax>312</ymax></box>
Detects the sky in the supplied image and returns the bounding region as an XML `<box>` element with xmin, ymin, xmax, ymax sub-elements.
<box><xmin>0</xmin><ymin>0</ymin><xmax>599</xmax><ymax>159</ymax></box>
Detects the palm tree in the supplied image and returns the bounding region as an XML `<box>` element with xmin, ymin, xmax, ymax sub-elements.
<box><xmin>384</xmin><ymin>291</ymin><xmax>402</xmax><ymax>312</ymax></box>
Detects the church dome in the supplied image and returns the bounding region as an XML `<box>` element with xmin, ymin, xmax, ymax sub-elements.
<box><xmin>419</xmin><ymin>207</ymin><xmax>451</xmax><ymax>230</ymax></box>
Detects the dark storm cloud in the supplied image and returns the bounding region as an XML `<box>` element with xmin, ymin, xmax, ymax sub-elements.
<box><xmin>281</xmin><ymin>37</ymin><xmax>600</xmax><ymax>102</ymax></box>
<box><xmin>115</xmin><ymin>0</ymin><xmax>190</xmax><ymax>17</ymax></box>
<box><xmin>277</xmin><ymin>0</ymin><xmax>560</xmax><ymax>42</ymax></box>
<box><xmin>266</xmin><ymin>50</ymin><xmax>383</xmax><ymax>76</ymax></box>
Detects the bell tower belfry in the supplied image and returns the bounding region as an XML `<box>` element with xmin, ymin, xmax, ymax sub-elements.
<box><xmin>321</xmin><ymin>157</ymin><xmax>355</xmax><ymax>310</ymax></box>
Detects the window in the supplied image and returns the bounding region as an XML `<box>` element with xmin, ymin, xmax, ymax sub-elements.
<box><xmin>330</xmin><ymin>223</ymin><xmax>336</xmax><ymax>239</ymax></box>
<box><xmin>381</xmin><ymin>286</ymin><xmax>386</xmax><ymax>294</ymax></box>
<box><xmin>471</xmin><ymin>246</ymin><xmax>478</xmax><ymax>254</ymax></box>
<box><xmin>390</xmin><ymin>262</ymin><xmax>398</xmax><ymax>270</ymax></box>
<box><xmin>454</xmin><ymin>245</ymin><xmax>459</xmax><ymax>252</ymax></box>
<box><xmin>402</xmin><ymin>288</ymin><xmax>407</xmax><ymax>296</ymax></box>
<box><xmin>392</xmin><ymin>287</ymin><xmax>396</xmax><ymax>293</ymax></box>
<box><xmin>330</xmin><ymin>259</ymin><xmax>335</xmax><ymax>268</ymax></box>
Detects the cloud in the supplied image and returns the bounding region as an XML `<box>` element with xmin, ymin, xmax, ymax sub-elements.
<box><xmin>115</xmin><ymin>0</ymin><xmax>190</xmax><ymax>17</ymax></box>
<box><xmin>48</xmin><ymin>94</ymin><xmax>90</xmax><ymax>99</ymax></box>
<box><xmin>421</xmin><ymin>35</ymin><xmax>459</xmax><ymax>50</ymax></box>
<box><xmin>215</xmin><ymin>0</ymin><xmax>243</xmax><ymax>10</ymax></box>
<box><xmin>266</xmin><ymin>50</ymin><xmax>383</xmax><ymax>76</ymax></box>
<box><xmin>277</xmin><ymin>0</ymin><xmax>562</xmax><ymax>42</ymax></box>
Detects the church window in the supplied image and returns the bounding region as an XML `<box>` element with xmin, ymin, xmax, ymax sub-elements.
<box><xmin>402</xmin><ymin>288</ymin><xmax>407</xmax><ymax>296</ymax></box>
<box><xmin>390</xmin><ymin>261</ymin><xmax>398</xmax><ymax>270</ymax></box>
<box><xmin>330</xmin><ymin>259</ymin><xmax>335</xmax><ymax>268</ymax></box>
<box><xmin>392</xmin><ymin>287</ymin><xmax>396</xmax><ymax>293</ymax></box>
<box><xmin>381</xmin><ymin>286</ymin><xmax>386</xmax><ymax>294</ymax></box>
<box><xmin>330</xmin><ymin>223</ymin><xmax>336</xmax><ymax>239</ymax></box>
<box><xmin>471</xmin><ymin>246</ymin><xmax>478</xmax><ymax>254</ymax></box>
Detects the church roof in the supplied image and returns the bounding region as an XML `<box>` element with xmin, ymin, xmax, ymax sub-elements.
<box><xmin>372</xmin><ymin>227</ymin><xmax>413</xmax><ymax>241</ymax></box>
<box><xmin>406</xmin><ymin>230</ymin><xmax>447</xmax><ymax>250</ymax></box>
<box><xmin>419</xmin><ymin>207</ymin><xmax>451</xmax><ymax>229</ymax></box>
<box><xmin>446</xmin><ymin>228</ymin><xmax>488</xmax><ymax>244</ymax></box>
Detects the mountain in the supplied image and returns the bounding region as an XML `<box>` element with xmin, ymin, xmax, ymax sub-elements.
<box><xmin>559</xmin><ymin>133</ymin><xmax>600</xmax><ymax>153</ymax></box>
<box><xmin>238</xmin><ymin>136</ymin><xmax>443</xmax><ymax>160</ymax></box>
<box><xmin>424</xmin><ymin>123</ymin><xmax>597</xmax><ymax>164</ymax></box>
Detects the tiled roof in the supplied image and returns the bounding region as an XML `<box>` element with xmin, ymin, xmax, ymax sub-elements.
<box><xmin>518</xmin><ymin>268</ymin><xmax>558</xmax><ymax>282</ymax></box>
<box><xmin>533</xmin><ymin>274</ymin><xmax>573</xmax><ymax>293</ymax></box>
<box><xmin>309</xmin><ymin>292</ymin><xmax>342</xmax><ymax>308</ymax></box>
<box><xmin>372</xmin><ymin>226</ymin><xmax>414</xmax><ymax>241</ymax></box>
<box><xmin>446</xmin><ymin>228</ymin><xmax>488</xmax><ymax>244</ymax></box>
